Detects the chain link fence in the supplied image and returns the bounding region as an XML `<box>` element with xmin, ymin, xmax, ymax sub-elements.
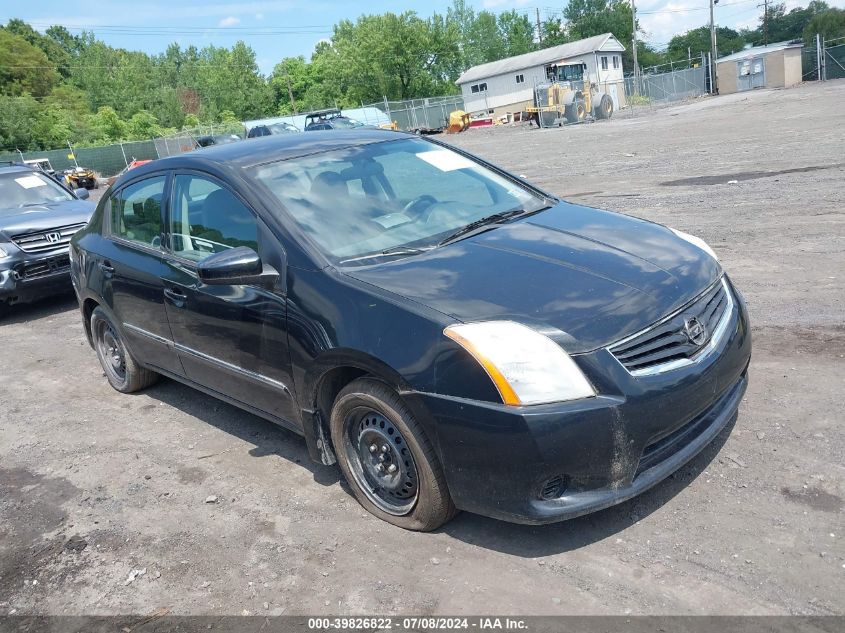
<box><xmin>360</xmin><ymin>95</ymin><xmax>465</xmax><ymax>131</ymax></box>
<box><xmin>803</xmin><ymin>36</ymin><xmax>845</xmax><ymax>81</ymax></box>
<box><xmin>0</xmin><ymin>123</ymin><xmax>246</xmax><ymax>179</ymax></box>
<box><xmin>623</xmin><ymin>65</ymin><xmax>708</xmax><ymax>115</ymax></box>
<box><xmin>0</xmin><ymin>140</ymin><xmax>159</xmax><ymax>179</ymax></box>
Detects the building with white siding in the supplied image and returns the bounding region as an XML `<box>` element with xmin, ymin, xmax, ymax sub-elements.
<box><xmin>456</xmin><ymin>33</ymin><xmax>627</xmax><ymax>116</ymax></box>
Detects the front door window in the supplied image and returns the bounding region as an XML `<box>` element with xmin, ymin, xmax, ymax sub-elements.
<box><xmin>169</xmin><ymin>174</ymin><xmax>259</xmax><ymax>261</ymax></box>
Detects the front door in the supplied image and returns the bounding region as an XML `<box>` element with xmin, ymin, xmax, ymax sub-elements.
<box><xmin>737</xmin><ymin>57</ymin><xmax>765</xmax><ymax>91</ymax></box>
<box><xmin>104</xmin><ymin>174</ymin><xmax>184</xmax><ymax>376</ymax></box>
<box><xmin>160</xmin><ymin>172</ymin><xmax>298</xmax><ymax>425</ymax></box>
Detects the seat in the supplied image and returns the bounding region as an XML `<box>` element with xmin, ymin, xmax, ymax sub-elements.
<box><xmin>127</xmin><ymin>194</ymin><xmax>161</xmax><ymax>244</ymax></box>
<box><xmin>195</xmin><ymin>188</ymin><xmax>257</xmax><ymax>251</ymax></box>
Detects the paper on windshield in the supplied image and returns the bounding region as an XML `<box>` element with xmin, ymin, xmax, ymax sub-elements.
<box><xmin>15</xmin><ymin>175</ymin><xmax>47</xmax><ymax>189</ymax></box>
<box><xmin>416</xmin><ymin>150</ymin><xmax>475</xmax><ymax>172</ymax></box>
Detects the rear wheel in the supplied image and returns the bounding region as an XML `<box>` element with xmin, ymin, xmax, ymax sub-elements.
<box><xmin>90</xmin><ymin>307</ymin><xmax>157</xmax><ymax>393</ymax></box>
<box><xmin>330</xmin><ymin>378</ymin><xmax>456</xmax><ymax>531</ymax></box>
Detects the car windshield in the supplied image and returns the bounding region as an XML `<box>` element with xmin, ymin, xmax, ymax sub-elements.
<box><xmin>329</xmin><ymin>117</ymin><xmax>364</xmax><ymax>129</ymax></box>
<box><xmin>0</xmin><ymin>171</ymin><xmax>74</xmax><ymax>213</ymax></box>
<box><xmin>252</xmin><ymin>138</ymin><xmax>548</xmax><ymax>265</ymax></box>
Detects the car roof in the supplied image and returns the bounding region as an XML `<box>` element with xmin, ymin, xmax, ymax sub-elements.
<box><xmin>306</xmin><ymin>108</ymin><xmax>341</xmax><ymax>117</ymax></box>
<box><xmin>132</xmin><ymin>129</ymin><xmax>414</xmax><ymax>176</ymax></box>
<box><xmin>0</xmin><ymin>163</ymin><xmax>34</xmax><ymax>175</ymax></box>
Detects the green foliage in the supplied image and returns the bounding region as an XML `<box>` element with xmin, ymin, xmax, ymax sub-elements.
<box><xmin>447</xmin><ymin>0</ymin><xmax>536</xmax><ymax>68</ymax></box>
<box><xmin>802</xmin><ymin>7</ymin><xmax>845</xmax><ymax>43</ymax></box>
<box><xmin>558</xmin><ymin>0</ymin><xmax>661</xmax><ymax>72</ymax></box>
<box><xmin>667</xmin><ymin>27</ymin><xmax>748</xmax><ymax>61</ymax></box>
<box><xmin>88</xmin><ymin>106</ymin><xmax>126</xmax><ymax>144</ymax></box>
<box><xmin>0</xmin><ymin>30</ymin><xmax>60</xmax><ymax>97</ymax></box>
<box><xmin>126</xmin><ymin>111</ymin><xmax>162</xmax><ymax>140</ymax></box>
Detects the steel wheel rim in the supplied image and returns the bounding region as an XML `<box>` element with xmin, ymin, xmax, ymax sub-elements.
<box><xmin>343</xmin><ymin>407</ymin><xmax>418</xmax><ymax>516</ymax></box>
<box><xmin>96</xmin><ymin>321</ymin><xmax>126</xmax><ymax>382</ymax></box>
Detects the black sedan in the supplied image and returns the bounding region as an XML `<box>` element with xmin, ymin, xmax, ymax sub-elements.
<box><xmin>69</xmin><ymin>131</ymin><xmax>751</xmax><ymax>530</ymax></box>
<box><xmin>0</xmin><ymin>163</ymin><xmax>95</xmax><ymax>315</ymax></box>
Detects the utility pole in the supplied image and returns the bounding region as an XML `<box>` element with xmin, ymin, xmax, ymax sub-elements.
<box><xmin>536</xmin><ymin>8</ymin><xmax>543</xmax><ymax>45</ymax></box>
<box><xmin>709</xmin><ymin>0</ymin><xmax>719</xmax><ymax>93</ymax></box>
<box><xmin>758</xmin><ymin>0</ymin><xmax>769</xmax><ymax>45</ymax></box>
<box><xmin>282</xmin><ymin>65</ymin><xmax>298</xmax><ymax>114</ymax></box>
<box><xmin>631</xmin><ymin>0</ymin><xmax>640</xmax><ymax>94</ymax></box>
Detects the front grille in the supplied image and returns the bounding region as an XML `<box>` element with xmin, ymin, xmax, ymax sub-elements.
<box><xmin>11</xmin><ymin>223</ymin><xmax>86</xmax><ymax>253</ymax></box>
<box><xmin>17</xmin><ymin>254</ymin><xmax>71</xmax><ymax>279</ymax></box>
<box><xmin>635</xmin><ymin>414</ymin><xmax>712</xmax><ymax>478</ymax></box>
<box><xmin>635</xmin><ymin>375</ymin><xmax>744</xmax><ymax>478</ymax></box>
<box><xmin>610</xmin><ymin>278</ymin><xmax>731</xmax><ymax>374</ymax></box>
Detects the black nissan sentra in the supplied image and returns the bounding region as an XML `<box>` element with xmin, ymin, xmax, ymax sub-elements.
<box><xmin>70</xmin><ymin>130</ymin><xmax>751</xmax><ymax>530</ymax></box>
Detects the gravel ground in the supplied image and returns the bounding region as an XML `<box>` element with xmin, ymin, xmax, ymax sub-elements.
<box><xmin>1</xmin><ymin>80</ymin><xmax>843</xmax><ymax>616</ymax></box>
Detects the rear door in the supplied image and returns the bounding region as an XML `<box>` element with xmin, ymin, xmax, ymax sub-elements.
<box><xmin>160</xmin><ymin>171</ymin><xmax>298</xmax><ymax>424</ymax></box>
<box><xmin>101</xmin><ymin>173</ymin><xmax>184</xmax><ymax>375</ymax></box>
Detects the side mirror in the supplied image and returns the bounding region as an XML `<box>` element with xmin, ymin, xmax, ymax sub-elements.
<box><xmin>197</xmin><ymin>246</ymin><xmax>279</xmax><ymax>288</ymax></box>
<box><xmin>74</xmin><ymin>188</ymin><xmax>90</xmax><ymax>200</ymax></box>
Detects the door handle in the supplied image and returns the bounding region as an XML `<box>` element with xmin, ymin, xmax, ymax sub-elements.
<box><xmin>163</xmin><ymin>287</ymin><xmax>187</xmax><ymax>308</ymax></box>
<box><xmin>98</xmin><ymin>261</ymin><xmax>114</xmax><ymax>278</ymax></box>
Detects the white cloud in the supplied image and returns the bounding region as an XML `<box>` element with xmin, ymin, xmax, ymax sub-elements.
<box><xmin>218</xmin><ymin>16</ymin><xmax>241</xmax><ymax>27</ymax></box>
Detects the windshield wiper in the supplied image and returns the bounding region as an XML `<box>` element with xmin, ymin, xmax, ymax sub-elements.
<box><xmin>339</xmin><ymin>245</ymin><xmax>434</xmax><ymax>265</ymax></box>
<box><xmin>437</xmin><ymin>208</ymin><xmax>528</xmax><ymax>247</ymax></box>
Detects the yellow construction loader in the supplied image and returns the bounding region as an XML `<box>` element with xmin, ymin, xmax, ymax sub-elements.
<box><xmin>526</xmin><ymin>63</ymin><xmax>615</xmax><ymax>128</ymax></box>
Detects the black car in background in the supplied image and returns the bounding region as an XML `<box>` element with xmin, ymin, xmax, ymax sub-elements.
<box><xmin>196</xmin><ymin>134</ymin><xmax>242</xmax><ymax>148</ymax></box>
<box><xmin>0</xmin><ymin>163</ymin><xmax>95</xmax><ymax>315</ymax></box>
<box><xmin>69</xmin><ymin>131</ymin><xmax>751</xmax><ymax>531</ymax></box>
<box><xmin>304</xmin><ymin>108</ymin><xmax>370</xmax><ymax>131</ymax></box>
<box><xmin>246</xmin><ymin>122</ymin><xmax>299</xmax><ymax>138</ymax></box>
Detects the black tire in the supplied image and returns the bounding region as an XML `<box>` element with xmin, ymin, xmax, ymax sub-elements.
<box><xmin>565</xmin><ymin>100</ymin><xmax>586</xmax><ymax>123</ymax></box>
<box><xmin>330</xmin><ymin>378</ymin><xmax>457</xmax><ymax>531</ymax></box>
<box><xmin>90</xmin><ymin>307</ymin><xmax>157</xmax><ymax>393</ymax></box>
<box><xmin>596</xmin><ymin>94</ymin><xmax>614</xmax><ymax>120</ymax></box>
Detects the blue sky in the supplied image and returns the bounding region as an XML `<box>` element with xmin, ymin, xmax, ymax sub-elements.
<box><xmin>4</xmin><ymin>0</ymin><xmax>843</xmax><ymax>74</ymax></box>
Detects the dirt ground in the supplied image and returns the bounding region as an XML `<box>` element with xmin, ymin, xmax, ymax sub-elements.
<box><xmin>1</xmin><ymin>80</ymin><xmax>843</xmax><ymax>617</ymax></box>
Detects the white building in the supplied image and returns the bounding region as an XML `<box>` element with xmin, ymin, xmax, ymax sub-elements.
<box><xmin>456</xmin><ymin>33</ymin><xmax>627</xmax><ymax>116</ymax></box>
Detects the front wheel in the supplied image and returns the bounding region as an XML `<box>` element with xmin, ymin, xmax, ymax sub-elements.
<box><xmin>330</xmin><ymin>378</ymin><xmax>456</xmax><ymax>531</ymax></box>
<box><xmin>595</xmin><ymin>94</ymin><xmax>614</xmax><ymax>120</ymax></box>
<box><xmin>90</xmin><ymin>307</ymin><xmax>158</xmax><ymax>393</ymax></box>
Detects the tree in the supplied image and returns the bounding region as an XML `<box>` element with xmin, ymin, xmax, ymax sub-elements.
<box><xmin>3</xmin><ymin>19</ymin><xmax>75</xmax><ymax>78</ymax></box>
<box><xmin>802</xmin><ymin>7</ymin><xmax>845</xmax><ymax>43</ymax></box>
<box><xmin>446</xmin><ymin>1</ymin><xmax>537</xmax><ymax>70</ymax></box>
<box><xmin>667</xmin><ymin>26</ymin><xmax>748</xmax><ymax>62</ymax></box>
<box><xmin>0</xmin><ymin>30</ymin><xmax>60</xmax><ymax>97</ymax></box>
<box><xmin>88</xmin><ymin>106</ymin><xmax>126</xmax><ymax>143</ymax></box>
<box><xmin>0</xmin><ymin>94</ymin><xmax>41</xmax><ymax>150</ymax></box>
<box><xmin>563</xmin><ymin>0</ymin><xmax>639</xmax><ymax>70</ymax></box>
<box><xmin>330</xmin><ymin>12</ymin><xmax>460</xmax><ymax>102</ymax></box>
<box><xmin>126</xmin><ymin>110</ymin><xmax>161</xmax><ymax>140</ymax></box>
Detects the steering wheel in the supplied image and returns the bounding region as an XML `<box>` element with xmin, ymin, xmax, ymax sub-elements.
<box><xmin>402</xmin><ymin>194</ymin><xmax>438</xmax><ymax>217</ymax></box>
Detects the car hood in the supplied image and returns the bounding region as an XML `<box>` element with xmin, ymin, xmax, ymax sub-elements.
<box><xmin>0</xmin><ymin>200</ymin><xmax>95</xmax><ymax>239</ymax></box>
<box><xmin>343</xmin><ymin>202</ymin><xmax>722</xmax><ymax>353</ymax></box>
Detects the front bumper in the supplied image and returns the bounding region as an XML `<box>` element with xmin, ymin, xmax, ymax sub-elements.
<box><xmin>0</xmin><ymin>252</ymin><xmax>73</xmax><ymax>305</ymax></box>
<box><xmin>405</xmin><ymin>277</ymin><xmax>752</xmax><ymax>524</ymax></box>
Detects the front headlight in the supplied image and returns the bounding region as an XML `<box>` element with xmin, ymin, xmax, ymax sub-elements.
<box><xmin>444</xmin><ymin>321</ymin><xmax>595</xmax><ymax>406</ymax></box>
<box><xmin>670</xmin><ymin>227</ymin><xmax>719</xmax><ymax>261</ymax></box>
<box><xmin>0</xmin><ymin>245</ymin><xmax>8</xmax><ymax>259</ymax></box>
